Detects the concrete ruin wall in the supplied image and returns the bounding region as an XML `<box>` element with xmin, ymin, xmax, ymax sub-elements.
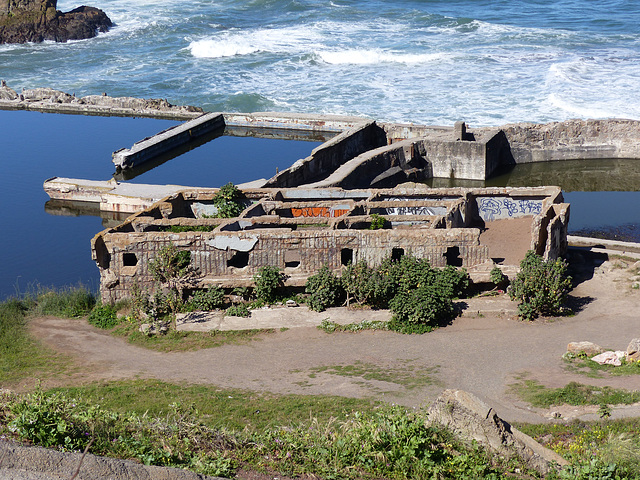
<box><xmin>264</xmin><ymin>121</ymin><xmax>388</xmax><ymax>187</ymax></box>
<box><xmin>92</xmin><ymin>186</ymin><xmax>567</xmax><ymax>303</ymax></box>
<box><xmin>497</xmin><ymin>118</ymin><xmax>640</xmax><ymax>163</ymax></box>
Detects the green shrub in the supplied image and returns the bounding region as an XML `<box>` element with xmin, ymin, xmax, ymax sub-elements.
<box><xmin>508</xmin><ymin>250</ymin><xmax>572</xmax><ymax>320</ymax></box>
<box><xmin>433</xmin><ymin>265</ymin><xmax>469</xmax><ymax>299</ymax></box>
<box><xmin>369</xmin><ymin>213</ymin><xmax>386</xmax><ymax>230</ymax></box>
<box><xmin>490</xmin><ymin>266</ymin><xmax>507</xmax><ymax>287</ymax></box>
<box><xmin>341</xmin><ymin>260</ymin><xmax>395</xmax><ymax>308</ymax></box>
<box><xmin>305</xmin><ymin>266</ymin><xmax>343</xmax><ymax>312</ymax></box>
<box><xmin>388</xmin><ymin>285</ymin><xmax>455</xmax><ymax>334</ymax></box>
<box><xmin>185</xmin><ymin>287</ymin><xmax>225</xmax><ymax>311</ymax></box>
<box><xmin>226</xmin><ymin>304</ymin><xmax>250</xmax><ymax>318</ymax></box>
<box><xmin>87</xmin><ymin>304</ymin><xmax>119</xmax><ymax>329</ymax></box>
<box><xmin>212</xmin><ymin>183</ymin><xmax>245</xmax><ymax>218</ymax></box>
<box><xmin>253</xmin><ymin>266</ymin><xmax>286</xmax><ymax>304</ymax></box>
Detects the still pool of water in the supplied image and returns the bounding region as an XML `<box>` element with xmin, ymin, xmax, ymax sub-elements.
<box><xmin>0</xmin><ymin>110</ymin><xmax>320</xmax><ymax>300</ymax></box>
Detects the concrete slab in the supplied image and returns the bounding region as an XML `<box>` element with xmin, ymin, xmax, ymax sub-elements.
<box><xmin>176</xmin><ymin>295</ymin><xmax>519</xmax><ymax>332</ymax></box>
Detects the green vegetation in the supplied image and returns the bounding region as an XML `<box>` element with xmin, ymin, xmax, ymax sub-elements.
<box><xmin>0</xmin><ymin>296</ymin><xmax>73</xmax><ymax>384</ymax></box>
<box><xmin>48</xmin><ymin>379</ymin><xmax>379</xmax><ymax>431</ymax></box>
<box><xmin>0</xmin><ymin>388</ymin><xmax>511</xmax><ymax>479</ymax></box>
<box><xmin>305</xmin><ymin>265</ymin><xmax>343</xmax><ymax>312</ymax></box>
<box><xmin>212</xmin><ymin>182</ymin><xmax>246</xmax><ymax>218</ymax></box>
<box><xmin>253</xmin><ymin>265</ymin><xmax>286</xmax><ymax>304</ymax></box>
<box><xmin>318</xmin><ymin>318</ymin><xmax>389</xmax><ymax>333</ymax></box>
<box><xmin>87</xmin><ymin>304</ymin><xmax>118</xmax><ymax>329</ymax></box>
<box><xmin>563</xmin><ymin>354</ymin><xmax>640</xmax><ymax>378</ymax></box>
<box><xmin>511</xmin><ymin>379</ymin><xmax>640</xmax><ymax>408</ymax></box>
<box><xmin>225</xmin><ymin>304</ymin><xmax>251</xmax><ymax>317</ymax></box>
<box><xmin>305</xmin><ymin>360</ymin><xmax>440</xmax><ymax>390</ymax></box>
<box><xmin>112</xmin><ymin>323</ymin><xmax>267</xmax><ymax>352</ymax></box>
<box><xmin>369</xmin><ymin>213</ymin><xmax>387</xmax><ymax>230</ymax></box>
<box><xmin>518</xmin><ymin>420</ymin><xmax>640</xmax><ymax>479</ymax></box>
<box><xmin>183</xmin><ymin>286</ymin><xmax>225</xmax><ymax>312</ymax></box>
<box><xmin>508</xmin><ymin>250</ymin><xmax>572</xmax><ymax>320</ymax></box>
<box><xmin>29</xmin><ymin>285</ymin><xmax>95</xmax><ymax>318</ymax></box>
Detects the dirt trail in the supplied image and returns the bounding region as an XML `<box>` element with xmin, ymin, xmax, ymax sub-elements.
<box><xmin>27</xmin><ymin>252</ymin><xmax>640</xmax><ymax>424</ymax></box>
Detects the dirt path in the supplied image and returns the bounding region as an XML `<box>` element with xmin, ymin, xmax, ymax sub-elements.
<box><xmin>27</xmin><ymin>252</ymin><xmax>640</xmax><ymax>424</ymax></box>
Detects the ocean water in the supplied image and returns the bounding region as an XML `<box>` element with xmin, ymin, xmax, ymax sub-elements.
<box><xmin>1</xmin><ymin>0</ymin><xmax>639</xmax><ymax>126</ymax></box>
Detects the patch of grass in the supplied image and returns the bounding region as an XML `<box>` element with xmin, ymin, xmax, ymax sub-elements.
<box><xmin>510</xmin><ymin>379</ymin><xmax>640</xmax><ymax>408</ymax></box>
<box><xmin>318</xmin><ymin>318</ymin><xmax>389</xmax><ymax>333</ymax></box>
<box><xmin>563</xmin><ymin>355</ymin><xmax>640</xmax><ymax>378</ymax></box>
<box><xmin>112</xmin><ymin>323</ymin><xmax>273</xmax><ymax>352</ymax></box>
<box><xmin>0</xmin><ymin>298</ymin><xmax>75</xmax><ymax>385</ymax></box>
<box><xmin>305</xmin><ymin>360</ymin><xmax>439</xmax><ymax>390</ymax></box>
<box><xmin>49</xmin><ymin>379</ymin><xmax>380</xmax><ymax>432</ymax></box>
<box><xmin>517</xmin><ymin>419</ymin><xmax>640</xmax><ymax>475</ymax></box>
<box><xmin>28</xmin><ymin>285</ymin><xmax>95</xmax><ymax>318</ymax></box>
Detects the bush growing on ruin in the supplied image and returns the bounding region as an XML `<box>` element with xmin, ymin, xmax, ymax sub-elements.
<box><xmin>305</xmin><ymin>265</ymin><xmax>344</xmax><ymax>312</ymax></box>
<box><xmin>490</xmin><ymin>266</ymin><xmax>508</xmax><ymax>289</ymax></box>
<box><xmin>148</xmin><ymin>243</ymin><xmax>199</xmax><ymax>327</ymax></box>
<box><xmin>388</xmin><ymin>286</ymin><xmax>455</xmax><ymax>334</ymax></box>
<box><xmin>212</xmin><ymin>182</ymin><xmax>246</xmax><ymax>218</ymax></box>
<box><xmin>508</xmin><ymin>250</ymin><xmax>572</xmax><ymax>320</ymax></box>
<box><xmin>253</xmin><ymin>266</ymin><xmax>286</xmax><ymax>304</ymax></box>
<box><xmin>369</xmin><ymin>213</ymin><xmax>387</xmax><ymax>230</ymax></box>
<box><xmin>184</xmin><ymin>287</ymin><xmax>225</xmax><ymax>312</ymax></box>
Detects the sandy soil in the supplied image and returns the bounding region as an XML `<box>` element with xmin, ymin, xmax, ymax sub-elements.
<box><xmin>26</xmin><ymin>250</ymin><xmax>640</xmax><ymax>424</ymax></box>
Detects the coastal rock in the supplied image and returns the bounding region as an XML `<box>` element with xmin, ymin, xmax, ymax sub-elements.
<box><xmin>0</xmin><ymin>0</ymin><xmax>111</xmax><ymax>44</ymax></box>
<box><xmin>427</xmin><ymin>389</ymin><xmax>568</xmax><ymax>475</ymax></box>
<box><xmin>567</xmin><ymin>341</ymin><xmax>605</xmax><ymax>357</ymax></box>
<box><xmin>0</xmin><ymin>80</ymin><xmax>17</xmax><ymax>100</ymax></box>
<box><xmin>627</xmin><ymin>338</ymin><xmax>640</xmax><ymax>361</ymax></box>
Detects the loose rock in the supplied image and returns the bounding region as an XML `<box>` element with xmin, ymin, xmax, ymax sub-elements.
<box><xmin>567</xmin><ymin>341</ymin><xmax>605</xmax><ymax>357</ymax></box>
<box><xmin>627</xmin><ymin>338</ymin><xmax>640</xmax><ymax>361</ymax></box>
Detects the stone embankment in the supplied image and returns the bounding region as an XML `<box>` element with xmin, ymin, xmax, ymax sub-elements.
<box><xmin>0</xmin><ymin>0</ymin><xmax>111</xmax><ymax>44</ymax></box>
<box><xmin>0</xmin><ymin>83</ymin><xmax>204</xmax><ymax>120</ymax></box>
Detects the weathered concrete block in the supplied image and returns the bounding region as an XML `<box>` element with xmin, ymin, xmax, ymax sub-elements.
<box><xmin>427</xmin><ymin>389</ymin><xmax>568</xmax><ymax>476</ymax></box>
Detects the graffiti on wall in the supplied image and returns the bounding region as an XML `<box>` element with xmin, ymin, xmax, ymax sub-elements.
<box><xmin>478</xmin><ymin>197</ymin><xmax>542</xmax><ymax>221</ymax></box>
<box><xmin>291</xmin><ymin>207</ymin><xmax>350</xmax><ymax>218</ymax></box>
<box><xmin>385</xmin><ymin>206</ymin><xmax>445</xmax><ymax>216</ymax></box>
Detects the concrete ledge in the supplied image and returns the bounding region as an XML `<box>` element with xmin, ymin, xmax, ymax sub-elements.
<box><xmin>0</xmin><ymin>439</ymin><xmax>221</xmax><ymax>480</ymax></box>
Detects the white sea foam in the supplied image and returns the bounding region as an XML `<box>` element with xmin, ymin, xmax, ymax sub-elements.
<box><xmin>316</xmin><ymin>49</ymin><xmax>445</xmax><ymax>65</ymax></box>
<box><xmin>547</xmin><ymin>93</ymin><xmax>627</xmax><ymax>119</ymax></box>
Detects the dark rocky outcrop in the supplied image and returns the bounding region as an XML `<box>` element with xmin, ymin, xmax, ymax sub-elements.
<box><xmin>0</xmin><ymin>0</ymin><xmax>111</xmax><ymax>44</ymax></box>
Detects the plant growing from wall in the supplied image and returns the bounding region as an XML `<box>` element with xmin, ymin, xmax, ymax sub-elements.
<box><xmin>508</xmin><ymin>250</ymin><xmax>572</xmax><ymax>320</ymax></box>
<box><xmin>253</xmin><ymin>266</ymin><xmax>286</xmax><ymax>304</ymax></box>
<box><xmin>212</xmin><ymin>182</ymin><xmax>246</xmax><ymax>218</ymax></box>
<box><xmin>490</xmin><ymin>266</ymin><xmax>508</xmax><ymax>290</ymax></box>
<box><xmin>305</xmin><ymin>265</ymin><xmax>344</xmax><ymax>312</ymax></box>
<box><xmin>148</xmin><ymin>243</ymin><xmax>198</xmax><ymax>328</ymax></box>
<box><xmin>369</xmin><ymin>213</ymin><xmax>387</xmax><ymax>230</ymax></box>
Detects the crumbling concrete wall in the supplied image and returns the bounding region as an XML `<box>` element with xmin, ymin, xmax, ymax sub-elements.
<box><xmin>95</xmin><ymin>225</ymin><xmax>489</xmax><ymax>303</ymax></box>
<box><xmin>264</xmin><ymin>121</ymin><xmax>388</xmax><ymax>187</ymax></box>
<box><xmin>92</xmin><ymin>186</ymin><xmax>566</xmax><ymax>304</ymax></box>
<box><xmin>302</xmin><ymin>139</ymin><xmax>430</xmax><ymax>188</ymax></box>
<box><xmin>497</xmin><ymin>118</ymin><xmax>640</xmax><ymax>163</ymax></box>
